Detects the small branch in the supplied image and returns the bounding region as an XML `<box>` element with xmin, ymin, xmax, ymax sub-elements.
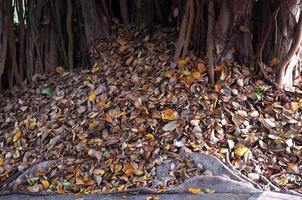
<box><xmin>277</xmin><ymin>13</ymin><xmax>302</xmax><ymax>89</ymax></box>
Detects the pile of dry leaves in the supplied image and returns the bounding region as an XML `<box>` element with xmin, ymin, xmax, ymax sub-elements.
<box><xmin>0</xmin><ymin>25</ymin><xmax>302</xmax><ymax>195</ymax></box>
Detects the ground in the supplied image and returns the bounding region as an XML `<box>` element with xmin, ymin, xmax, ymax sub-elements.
<box><xmin>0</xmin><ymin>24</ymin><xmax>302</xmax><ymax>195</ymax></box>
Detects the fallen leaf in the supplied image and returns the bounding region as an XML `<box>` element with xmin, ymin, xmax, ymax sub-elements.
<box><xmin>0</xmin><ymin>155</ymin><xmax>4</xmax><ymax>166</ymax></box>
<box><xmin>41</xmin><ymin>87</ymin><xmax>52</xmax><ymax>96</ymax></box>
<box><xmin>164</xmin><ymin>70</ymin><xmax>174</xmax><ymax>78</ymax></box>
<box><xmin>176</xmin><ymin>56</ymin><xmax>189</xmax><ymax>66</ymax></box>
<box><xmin>134</xmin><ymin>169</ymin><xmax>144</xmax><ymax>176</ymax></box>
<box><xmin>161</xmin><ymin>109</ymin><xmax>177</xmax><ymax>121</ymax></box>
<box><xmin>91</xmin><ymin>65</ymin><xmax>100</xmax><ymax>74</ymax></box>
<box><xmin>162</xmin><ymin>121</ymin><xmax>177</xmax><ymax>132</ymax></box>
<box><xmin>291</xmin><ymin>100</ymin><xmax>302</xmax><ymax>112</ymax></box>
<box><xmin>97</xmin><ymin>100</ymin><xmax>107</xmax><ymax>108</ymax></box>
<box><xmin>215</xmin><ymin>83</ymin><xmax>222</xmax><ymax>92</ymax></box>
<box><xmin>234</xmin><ymin>144</ymin><xmax>248</xmax><ymax>157</ymax></box>
<box><xmin>55</xmin><ymin>66</ymin><xmax>65</xmax><ymax>74</ymax></box>
<box><xmin>188</xmin><ymin>187</ymin><xmax>201</xmax><ymax>194</ymax></box>
<box><xmin>13</xmin><ymin>130</ymin><xmax>22</xmax><ymax>142</ymax></box>
<box><xmin>146</xmin><ymin>196</ymin><xmax>159</xmax><ymax>200</ymax></box>
<box><xmin>28</xmin><ymin>121</ymin><xmax>37</xmax><ymax>130</ymax></box>
<box><xmin>40</xmin><ymin>179</ymin><xmax>50</xmax><ymax>189</ymax></box>
<box><xmin>192</xmin><ymin>71</ymin><xmax>201</xmax><ymax>80</ymax></box>
<box><xmin>197</xmin><ymin>63</ymin><xmax>207</xmax><ymax>74</ymax></box>
<box><xmin>123</xmin><ymin>163</ymin><xmax>134</xmax><ymax>176</ymax></box>
<box><xmin>145</xmin><ymin>133</ymin><xmax>155</xmax><ymax>140</ymax></box>
<box><xmin>88</xmin><ymin>91</ymin><xmax>97</xmax><ymax>102</ymax></box>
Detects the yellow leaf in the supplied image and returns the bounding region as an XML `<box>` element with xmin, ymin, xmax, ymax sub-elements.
<box><xmin>161</xmin><ymin>109</ymin><xmax>176</xmax><ymax>121</ymax></box>
<box><xmin>88</xmin><ymin>91</ymin><xmax>96</xmax><ymax>102</ymax></box>
<box><xmin>13</xmin><ymin>130</ymin><xmax>22</xmax><ymax>142</ymax></box>
<box><xmin>55</xmin><ymin>66</ymin><xmax>65</xmax><ymax>74</ymax></box>
<box><xmin>113</xmin><ymin>163</ymin><xmax>123</xmax><ymax>173</ymax></box>
<box><xmin>192</xmin><ymin>71</ymin><xmax>201</xmax><ymax>80</ymax></box>
<box><xmin>268</xmin><ymin>57</ymin><xmax>279</xmax><ymax>66</ymax></box>
<box><xmin>134</xmin><ymin>169</ymin><xmax>144</xmax><ymax>176</ymax></box>
<box><xmin>145</xmin><ymin>133</ymin><xmax>155</xmax><ymax>140</ymax></box>
<box><xmin>0</xmin><ymin>155</ymin><xmax>4</xmax><ymax>166</ymax></box>
<box><xmin>219</xmin><ymin>148</ymin><xmax>228</xmax><ymax>154</ymax></box>
<box><xmin>146</xmin><ymin>196</ymin><xmax>159</xmax><ymax>200</ymax></box>
<box><xmin>157</xmin><ymin>187</ymin><xmax>167</xmax><ymax>193</ymax></box>
<box><xmin>97</xmin><ymin>101</ymin><xmax>107</xmax><ymax>108</ymax></box>
<box><xmin>91</xmin><ymin>66</ymin><xmax>100</xmax><ymax>74</ymax></box>
<box><xmin>176</xmin><ymin>56</ymin><xmax>189</xmax><ymax>66</ymax></box>
<box><xmin>188</xmin><ymin>187</ymin><xmax>201</xmax><ymax>194</ymax></box>
<box><xmin>234</xmin><ymin>144</ymin><xmax>248</xmax><ymax>157</ymax></box>
<box><xmin>40</xmin><ymin>179</ymin><xmax>50</xmax><ymax>189</ymax></box>
<box><xmin>215</xmin><ymin>83</ymin><xmax>222</xmax><ymax>92</ymax></box>
<box><xmin>291</xmin><ymin>100</ymin><xmax>302</xmax><ymax>112</ymax></box>
<box><xmin>198</xmin><ymin>63</ymin><xmax>207</xmax><ymax>74</ymax></box>
<box><xmin>28</xmin><ymin>122</ymin><xmax>37</xmax><ymax>130</ymax></box>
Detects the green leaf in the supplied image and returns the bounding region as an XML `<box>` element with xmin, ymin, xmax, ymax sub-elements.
<box><xmin>41</xmin><ymin>87</ymin><xmax>52</xmax><ymax>96</ymax></box>
<box><xmin>26</xmin><ymin>177</ymin><xmax>39</xmax><ymax>185</ymax></box>
<box><xmin>255</xmin><ymin>92</ymin><xmax>262</xmax><ymax>100</ymax></box>
<box><xmin>62</xmin><ymin>181</ymin><xmax>71</xmax><ymax>189</ymax></box>
<box><xmin>102</xmin><ymin>148</ymin><xmax>110</xmax><ymax>158</ymax></box>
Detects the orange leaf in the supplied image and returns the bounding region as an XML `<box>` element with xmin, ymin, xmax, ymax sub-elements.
<box><xmin>161</xmin><ymin>109</ymin><xmax>176</xmax><ymax>121</ymax></box>
<box><xmin>214</xmin><ymin>84</ymin><xmax>222</xmax><ymax>92</ymax></box>
<box><xmin>192</xmin><ymin>71</ymin><xmax>201</xmax><ymax>80</ymax></box>
<box><xmin>197</xmin><ymin>63</ymin><xmax>207</xmax><ymax>74</ymax></box>
<box><xmin>97</xmin><ymin>101</ymin><xmax>107</xmax><ymax>108</ymax></box>
<box><xmin>0</xmin><ymin>155</ymin><xmax>4</xmax><ymax>166</ymax></box>
<box><xmin>188</xmin><ymin>187</ymin><xmax>201</xmax><ymax>194</ymax></box>
<box><xmin>268</xmin><ymin>57</ymin><xmax>279</xmax><ymax>66</ymax></box>
<box><xmin>123</xmin><ymin>163</ymin><xmax>134</xmax><ymax>176</ymax></box>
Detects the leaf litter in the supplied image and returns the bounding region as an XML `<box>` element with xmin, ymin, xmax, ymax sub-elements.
<box><xmin>0</xmin><ymin>25</ymin><xmax>302</xmax><ymax>195</ymax></box>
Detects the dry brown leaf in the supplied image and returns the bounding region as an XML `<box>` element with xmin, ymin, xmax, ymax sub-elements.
<box><xmin>97</xmin><ymin>100</ymin><xmax>107</xmax><ymax>108</ymax></box>
<box><xmin>197</xmin><ymin>63</ymin><xmax>207</xmax><ymax>74</ymax></box>
<box><xmin>55</xmin><ymin>66</ymin><xmax>65</xmax><ymax>74</ymax></box>
<box><xmin>164</xmin><ymin>70</ymin><xmax>174</xmax><ymax>78</ymax></box>
<box><xmin>91</xmin><ymin>66</ymin><xmax>100</xmax><ymax>74</ymax></box>
<box><xmin>215</xmin><ymin>83</ymin><xmax>222</xmax><ymax>92</ymax></box>
<box><xmin>192</xmin><ymin>71</ymin><xmax>201</xmax><ymax>80</ymax></box>
<box><xmin>123</xmin><ymin>163</ymin><xmax>134</xmax><ymax>176</ymax></box>
<box><xmin>161</xmin><ymin>109</ymin><xmax>177</xmax><ymax>121</ymax></box>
